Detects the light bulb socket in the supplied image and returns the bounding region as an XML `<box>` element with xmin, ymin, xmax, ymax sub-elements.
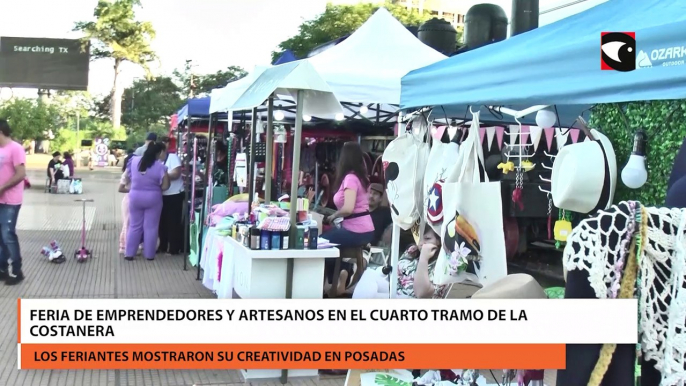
<box><xmin>631</xmin><ymin>131</ymin><xmax>647</xmax><ymax>156</ymax></box>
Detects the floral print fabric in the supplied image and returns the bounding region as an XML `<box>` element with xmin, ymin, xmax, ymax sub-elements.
<box><xmin>396</xmin><ymin>252</ymin><xmax>449</xmax><ymax>299</ymax></box>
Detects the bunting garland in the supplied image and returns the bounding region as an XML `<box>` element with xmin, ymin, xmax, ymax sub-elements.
<box><xmin>530</xmin><ymin>126</ymin><xmax>543</xmax><ymax>151</ymax></box>
<box><xmin>486</xmin><ymin>127</ymin><xmax>496</xmax><ymax>151</ymax></box>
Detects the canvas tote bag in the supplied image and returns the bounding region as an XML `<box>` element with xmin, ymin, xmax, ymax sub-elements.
<box><xmin>434</xmin><ymin>116</ymin><xmax>507</xmax><ymax>287</ymax></box>
<box><xmin>382</xmin><ymin>115</ymin><xmax>430</xmax><ymax>230</ymax></box>
<box><xmin>423</xmin><ymin>126</ymin><xmax>457</xmax><ymax>233</ymax></box>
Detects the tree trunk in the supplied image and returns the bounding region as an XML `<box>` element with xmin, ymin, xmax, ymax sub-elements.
<box><xmin>110</xmin><ymin>59</ymin><xmax>124</xmax><ymax>129</ymax></box>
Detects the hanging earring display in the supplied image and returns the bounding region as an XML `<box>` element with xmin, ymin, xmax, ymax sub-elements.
<box><xmin>511</xmin><ymin>167</ymin><xmax>524</xmax><ymax>211</ymax></box>
<box><xmin>554</xmin><ymin>209</ymin><xmax>573</xmax><ymax>248</ymax></box>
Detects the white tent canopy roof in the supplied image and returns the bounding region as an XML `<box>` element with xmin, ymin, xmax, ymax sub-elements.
<box><xmin>230</xmin><ymin>60</ymin><xmax>343</xmax><ymax>117</ymax></box>
<box><xmin>208</xmin><ymin>8</ymin><xmax>444</xmax><ymax>120</ymax></box>
<box><xmin>209</xmin><ymin>65</ymin><xmax>270</xmax><ymax>114</ymax></box>
<box><xmin>307</xmin><ymin>7</ymin><xmax>447</xmax><ymax>105</ymax></box>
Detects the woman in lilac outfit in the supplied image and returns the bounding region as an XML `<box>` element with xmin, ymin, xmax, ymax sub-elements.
<box><xmin>125</xmin><ymin>143</ymin><xmax>170</xmax><ymax>260</ymax></box>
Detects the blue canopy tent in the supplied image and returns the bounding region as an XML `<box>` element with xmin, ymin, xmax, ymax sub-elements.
<box><xmin>400</xmin><ymin>0</ymin><xmax>686</xmax><ymax>126</ymax></box>
<box><xmin>272</xmin><ymin>49</ymin><xmax>298</xmax><ymax>65</ymax></box>
<box><xmin>177</xmin><ymin>97</ymin><xmax>228</xmax><ymax>122</ymax></box>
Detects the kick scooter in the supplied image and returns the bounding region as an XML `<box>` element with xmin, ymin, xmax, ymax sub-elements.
<box><xmin>74</xmin><ymin>199</ymin><xmax>95</xmax><ymax>262</ymax></box>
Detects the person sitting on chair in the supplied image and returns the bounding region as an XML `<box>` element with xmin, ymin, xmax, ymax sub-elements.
<box><xmin>47</xmin><ymin>152</ymin><xmax>64</xmax><ymax>186</ymax></box>
<box><xmin>368</xmin><ymin>183</ymin><xmax>392</xmax><ymax>246</ymax></box>
<box><xmin>322</xmin><ymin>142</ymin><xmax>375</xmax><ymax>295</ymax></box>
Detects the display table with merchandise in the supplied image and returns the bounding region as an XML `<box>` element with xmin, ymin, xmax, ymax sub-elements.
<box><xmin>199</xmin><ymin>233</ymin><xmax>340</xmax><ymax>381</ymax></box>
<box><xmin>223</xmin><ymin>235</ymin><xmax>339</xmax><ymax>299</ymax></box>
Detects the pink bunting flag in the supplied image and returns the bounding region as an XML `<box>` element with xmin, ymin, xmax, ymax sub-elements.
<box><xmin>544</xmin><ymin>128</ymin><xmax>555</xmax><ymax>151</ymax></box>
<box><xmin>432</xmin><ymin>125</ymin><xmax>447</xmax><ymax>140</ymax></box>
<box><xmin>570</xmin><ymin>128</ymin><xmax>581</xmax><ymax>144</ymax></box>
<box><xmin>495</xmin><ymin>127</ymin><xmax>505</xmax><ymax>150</ymax></box>
<box><xmin>479</xmin><ymin>127</ymin><xmax>486</xmax><ymax>144</ymax></box>
<box><xmin>520</xmin><ymin>126</ymin><xmax>530</xmax><ymax>145</ymax></box>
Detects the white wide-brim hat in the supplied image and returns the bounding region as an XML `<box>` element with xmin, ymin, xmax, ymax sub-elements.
<box><xmin>551</xmin><ymin>129</ymin><xmax>617</xmax><ymax>214</ymax></box>
<box><xmin>471</xmin><ymin>274</ymin><xmax>547</xmax><ymax>299</ymax></box>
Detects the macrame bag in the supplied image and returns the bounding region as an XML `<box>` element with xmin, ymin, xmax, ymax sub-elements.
<box><xmin>382</xmin><ymin>115</ymin><xmax>430</xmax><ymax>230</ymax></box>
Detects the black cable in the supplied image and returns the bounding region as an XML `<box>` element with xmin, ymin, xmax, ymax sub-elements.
<box><xmin>553</xmin><ymin>105</ymin><xmax>569</xmax><ymax>136</ymax></box>
<box><xmin>489</xmin><ymin>370</ymin><xmax>501</xmax><ymax>386</ymax></box>
<box><xmin>441</xmin><ymin>105</ymin><xmax>449</xmax><ymax>126</ymax></box>
<box><xmin>486</xmin><ymin>105</ymin><xmax>504</xmax><ymax>121</ymax></box>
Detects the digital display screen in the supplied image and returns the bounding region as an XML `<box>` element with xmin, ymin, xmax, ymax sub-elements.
<box><xmin>0</xmin><ymin>37</ymin><xmax>90</xmax><ymax>90</ymax></box>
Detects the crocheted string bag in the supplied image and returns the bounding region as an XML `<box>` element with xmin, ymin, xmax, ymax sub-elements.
<box><xmin>564</xmin><ymin>201</ymin><xmax>686</xmax><ymax>385</ymax></box>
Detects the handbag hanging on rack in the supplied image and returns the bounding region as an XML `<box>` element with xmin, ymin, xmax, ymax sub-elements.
<box><xmin>433</xmin><ymin>112</ymin><xmax>508</xmax><ymax>288</ymax></box>
<box><xmin>382</xmin><ymin>114</ymin><xmax>430</xmax><ymax>230</ymax></box>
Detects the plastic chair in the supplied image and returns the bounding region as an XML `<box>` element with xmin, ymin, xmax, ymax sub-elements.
<box><xmin>44</xmin><ymin>178</ymin><xmax>57</xmax><ymax>193</ymax></box>
<box><xmin>329</xmin><ymin>246</ymin><xmax>366</xmax><ymax>298</ymax></box>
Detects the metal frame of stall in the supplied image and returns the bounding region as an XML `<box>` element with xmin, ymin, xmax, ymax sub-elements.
<box><xmin>194</xmin><ymin>97</ymin><xmax>283</xmax><ymax>281</ymax></box>
<box><xmin>177</xmin><ymin>111</ymin><xmax>228</xmax><ymax>272</ymax></box>
<box><xmin>197</xmin><ymin>91</ymin><xmax>330</xmax><ymax>384</ymax></box>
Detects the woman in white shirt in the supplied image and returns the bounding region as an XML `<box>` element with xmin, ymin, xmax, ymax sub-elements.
<box><xmin>158</xmin><ymin>137</ymin><xmax>185</xmax><ymax>255</ymax></box>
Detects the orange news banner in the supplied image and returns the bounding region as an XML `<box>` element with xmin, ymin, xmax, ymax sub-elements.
<box><xmin>19</xmin><ymin>344</ymin><xmax>565</xmax><ymax>370</ymax></box>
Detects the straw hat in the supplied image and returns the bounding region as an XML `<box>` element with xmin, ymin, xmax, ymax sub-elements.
<box><xmin>551</xmin><ymin>129</ymin><xmax>617</xmax><ymax>214</ymax></box>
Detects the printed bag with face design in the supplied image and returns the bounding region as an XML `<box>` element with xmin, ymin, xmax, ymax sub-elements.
<box><xmin>382</xmin><ymin>116</ymin><xmax>430</xmax><ymax>230</ymax></box>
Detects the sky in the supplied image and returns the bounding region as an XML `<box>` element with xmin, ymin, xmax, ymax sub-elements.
<box><xmin>0</xmin><ymin>0</ymin><xmax>603</xmax><ymax>99</ymax></box>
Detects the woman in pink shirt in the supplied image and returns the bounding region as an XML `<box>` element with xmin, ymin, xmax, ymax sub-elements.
<box><xmin>322</xmin><ymin>142</ymin><xmax>374</xmax><ymax>294</ymax></box>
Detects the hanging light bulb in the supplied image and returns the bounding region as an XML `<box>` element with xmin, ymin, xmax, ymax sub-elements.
<box><xmin>535</xmin><ymin>108</ymin><xmax>556</xmax><ymax>128</ymax></box>
<box><xmin>274</xmin><ymin>110</ymin><xmax>285</xmax><ymax>121</ymax></box>
<box><xmin>621</xmin><ymin>131</ymin><xmax>648</xmax><ymax>189</ymax></box>
<box><xmin>335</xmin><ymin>113</ymin><xmax>345</xmax><ymax>121</ymax></box>
<box><xmin>303</xmin><ymin>115</ymin><xmax>311</xmax><ymax>122</ymax></box>
<box><xmin>359</xmin><ymin>105</ymin><xmax>369</xmax><ymax>114</ymax></box>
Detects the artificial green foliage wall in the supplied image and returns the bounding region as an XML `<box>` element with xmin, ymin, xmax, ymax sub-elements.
<box><xmin>589</xmin><ymin>100</ymin><xmax>686</xmax><ymax>206</ymax></box>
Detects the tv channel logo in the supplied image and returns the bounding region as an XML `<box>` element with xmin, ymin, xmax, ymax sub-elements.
<box><xmin>601</xmin><ymin>32</ymin><xmax>636</xmax><ymax>71</ymax></box>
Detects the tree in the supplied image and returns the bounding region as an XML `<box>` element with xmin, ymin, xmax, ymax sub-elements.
<box><xmin>0</xmin><ymin>98</ymin><xmax>64</xmax><ymax>141</ymax></box>
<box><xmin>121</xmin><ymin>76</ymin><xmax>182</xmax><ymax>134</ymax></box>
<box><xmin>74</xmin><ymin>0</ymin><xmax>157</xmax><ymax>130</ymax></box>
<box><xmin>173</xmin><ymin>65</ymin><xmax>247</xmax><ymax>97</ymax></box>
<box><xmin>271</xmin><ymin>1</ymin><xmax>432</xmax><ymax>62</ymax></box>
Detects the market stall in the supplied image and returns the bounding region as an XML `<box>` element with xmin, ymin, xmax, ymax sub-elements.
<box><xmin>398</xmin><ymin>0</ymin><xmax>686</xmax><ymax>384</ymax></box>
<box><xmin>200</xmin><ymin>60</ymin><xmax>344</xmax><ymax>381</ymax></box>
<box><xmin>201</xmin><ymin>7</ymin><xmax>449</xmax><ymax>300</ymax></box>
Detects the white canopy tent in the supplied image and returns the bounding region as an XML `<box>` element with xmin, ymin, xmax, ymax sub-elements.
<box><xmin>307</xmin><ymin>7</ymin><xmax>447</xmax><ymax>105</ymax></box>
<box><xmin>207</xmin><ymin>9</ymin><xmax>447</xmax><ymax>300</ymax></box>
<box><xmin>208</xmin><ymin>65</ymin><xmax>269</xmax><ymax>115</ymax></box>
<box><xmin>209</xmin><ymin>8</ymin><xmax>446</xmax><ymax>123</ymax></box>
<box><xmin>227</xmin><ymin>60</ymin><xmax>343</xmax><ymax>223</ymax></box>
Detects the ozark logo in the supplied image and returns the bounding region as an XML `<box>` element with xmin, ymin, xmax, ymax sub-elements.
<box><xmin>601</xmin><ymin>32</ymin><xmax>636</xmax><ymax>71</ymax></box>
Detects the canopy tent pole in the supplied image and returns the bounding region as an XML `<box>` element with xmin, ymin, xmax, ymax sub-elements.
<box><xmin>265</xmin><ymin>95</ymin><xmax>274</xmax><ymax>202</ymax></box>
<box><xmin>288</xmin><ymin>91</ymin><xmax>304</xmax><ymax>250</ymax></box>
<box><xmin>182</xmin><ymin>120</ymin><xmax>189</xmax><ymax>271</ymax></box>
<box><xmin>248</xmin><ymin>107</ymin><xmax>258</xmax><ymax>207</ymax></box>
<box><xmin>196</xmin><ymin>113</ymin><xmax>215</xmax><ymax>281</ymax></box>
<box><xmin>389</xmin><ymin>111</ymin><xmax>404</xmax><ymax>299</ymax></box>
<box><xmin>281</xmin><ymin>89</ymin><xmax>304</xmax><ymax>385</ymax></box>
<box><xmin>489</xmin><ymin>105</ymin><xmax>550</xmax><ymax>119</ymax></box>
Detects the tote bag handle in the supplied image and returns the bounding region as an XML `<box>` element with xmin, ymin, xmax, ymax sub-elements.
<box><xmin>457</xmin><ymin>112</ymin><xmax>488</xmax><ymax>183</ymax></box>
